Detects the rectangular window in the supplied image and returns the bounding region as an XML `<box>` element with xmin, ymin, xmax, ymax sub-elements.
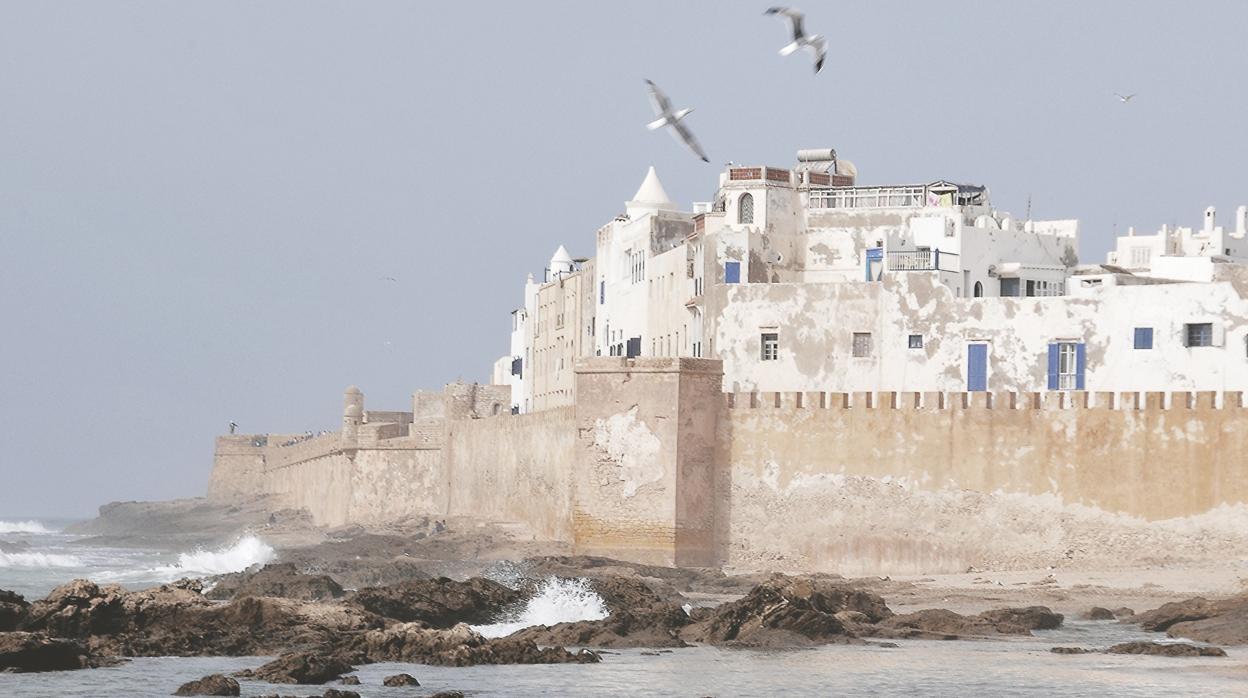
<box><xmin>1047</xmin><ymin>342</ymin><xmax>1086</xmax><ymax>390</ymax></box>
<box><xmin>1000</xmin><ymin>278</ymin><xmax>1020</xmax><ymax>297</ymax></box>
<box><xmin>1131</xmin><ymin>246</ymin><xmax>1152</xmax><ymax>267</ymax></box>
<box><xmin>908</xmin><ymin>334</ymin><xmax>924</xmax><ymax>349</ymax></box>
<box><xmin>724</xmin><ymin>261</ymin><xmax>741</xmax><ymax>284</ymax></box>
<box><xmin>761</xmin><ymin>333</ymin><xmax>779</xmax><ymax>361</ymax></box>
<box><xmin>1134</xmin><ymin>327</ymin><xmax>1153</xmax><ymax>350</ymax></box>
<box><xmin>852</xmin><ymin>332</ymin><xmax>872</xmax><ymax>358</ymax></box>
<box><xmin>599</xmin><ymin>280</ymin><xmax>605</xmax><ymax>304</ymax></box>
<box><xmin>1185</xmin><ymin>323</ymin><xmax>1213</xmax><ymax>347</ymax></box>
<box><xmin>1025</xmin><ymin>280</ymin><xmax>1036</xmax><ymax>297</ymax></box>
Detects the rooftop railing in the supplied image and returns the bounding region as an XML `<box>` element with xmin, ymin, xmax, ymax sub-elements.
<box><xmin>886</xmin><ymin>249</ymin><xmax>959</xmax><ymax>272</ymax></box>
<box><xmin>809</xmin><ymin>182</ymin><xmax>987</xmax><ymax>210</ymax></box>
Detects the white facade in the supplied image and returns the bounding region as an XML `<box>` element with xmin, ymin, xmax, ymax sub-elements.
<box><xmin>496</xmin><ymin>151</ymin><xmax>1248</xmax><ymax>411</ymax></box>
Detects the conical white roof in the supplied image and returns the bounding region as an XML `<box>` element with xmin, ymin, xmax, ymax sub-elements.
<box><xmin>550</xmin><ymin>245</ymin><xmax>574</xmax><ymax>266</ymax></box>
<box><xmin>627</xmin><ymin>166</ymin><xmax>677</xmax><ymax>217</ymax></box>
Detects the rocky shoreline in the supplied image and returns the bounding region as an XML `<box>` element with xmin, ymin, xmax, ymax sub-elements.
<box><xmin>3</xmin><ymin>555</ymin><xmax>1243</xmax><ymax>695</ymax></box>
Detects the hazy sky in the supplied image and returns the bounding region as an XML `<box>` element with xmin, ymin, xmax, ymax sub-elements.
<box><xmin>2</xmin><ymin>1</ymin><xmax>1246</xmax><ymax>517</ymax></box>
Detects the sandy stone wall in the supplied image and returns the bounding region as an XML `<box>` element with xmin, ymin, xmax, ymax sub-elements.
<box><xmin>720</xmin><ymin>389</ymin><xmax>1248</xmax><ymax>574</ymax></box>
<box><xmin>444</xmin><ymin>406</ymin><xmax>575</xmax><ymax>540</ymax></box>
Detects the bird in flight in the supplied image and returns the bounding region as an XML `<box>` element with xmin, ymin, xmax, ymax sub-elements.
<box><xmin>1115</xmin><ymin>93</ymin><xmax>1136</xmax><ymax>103</ymax></box>
<box><xmin>765</xmin><ymin>7</ymin><xmax>827</xmax><ymax>74</ymax></box>
<box><xmin>381</xmin><ymin>276</ymin><xmax>397</xmax><ymax>282</ymax></box>
<box><xmin>644</xmin><ymin>80</ymin><xmax>709</xmax><ymax>163</ymax></box>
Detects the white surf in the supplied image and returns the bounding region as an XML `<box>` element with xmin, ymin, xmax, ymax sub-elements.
<box><xmin>472</xmin><ymin>576</ymin><xmax>609</xmax><ymax>639</ymax></box>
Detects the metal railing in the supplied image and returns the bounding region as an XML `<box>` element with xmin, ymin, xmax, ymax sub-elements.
<box><xmin>886</xmin><ymin>249</ymin><xmax>959</xmax><ymax>272</ymax></box>
<box><xmin>809</xmin><ymin>185</ymin><xmax>928</xmax><ymax>210</ymax></box>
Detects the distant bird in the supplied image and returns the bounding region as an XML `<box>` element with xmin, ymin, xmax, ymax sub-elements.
<box><xmin>1115</xmin><ymin>93</ymin><xmax>1136</xmax><ymax>103</ymax></box>
<box><xmin>764</xmin><ymin>7</ymin><xmax>827</xmax><ymax>74</ymax></box>
<box><xmin>644</xmin><ymin>79</ymin><xmax>709</xmax><ymax>163</ymax></box>
<box><xmin>381</xmin><ymin>276</ymin><xmax>397</xmax><ymax>282</ymax></box>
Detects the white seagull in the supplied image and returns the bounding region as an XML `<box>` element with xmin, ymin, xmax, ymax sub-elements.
<box><xmin>765</xmin><ymin>7</ymin><xmax>827</xmax><ymax>74</ymax></box>
<box><xmin>644</xmin><ymin>79</ymin><xmax>709</xmax><ymax>163</ymax></box>
<box><xmin>1115</xmin><ymin>93</ymin><xmax>1136</xmax><ymax>103</ymax></box>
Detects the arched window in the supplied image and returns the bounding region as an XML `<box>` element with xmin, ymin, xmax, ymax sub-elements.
<box><xmin>973</xmin><ymin>281</ymin><xmax>984</xmax><ymax>297</ymax></box>
<box><xmin>738</xmin><ymin>193</ymin><xmax>754</xmax><ymax>225</ymax></box>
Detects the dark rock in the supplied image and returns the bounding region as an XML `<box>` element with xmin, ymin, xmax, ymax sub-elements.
<box><xmin>582</xmin><ymin>576</ymin><xmax>668</xmax><ymax>614</ymax></box>
<box><xmin>1106</xmin><ymin>641</ymin><xmax>1226</xmax><ymax>657</ymax></box>
<box><xmin>1167</xmin><ymin>606</ymin><xmax>1248</xmax><ymax>646</ymax></box>
<box><xmin>509</xmin><ymin>603</ymin><xmax>692</xmax><ymax>648</ymax></box>
<box><xmin>0</xmin><ymin>589</ymin><xmax>29</xmax><ymax>632</ymax></box>
<box><xmin>245</xmin><ymin>651</ymin><xmax>355</xmax><ymax>684</ymax></box>
<box><xmin>683</xmin><ymin>575</ymin><xmax>890</xmax><ymax>647</ymax></box>
<box><xmin>206</xmin><ymin>563</ymin><xmax>345</xmax><ymax>602</ymax></box>
<box><xmin>322</xmin><ymin>690</ymin><xmax>361</xmax><ymax>698</ymax></box>
<box><xmin>0</xmin><ymin>631</ymin><xmax>91</xmax><ymax>672</ymax></box>
<box><xmin>428</xmin><ymin>692</ymin><xmax>465</xmax><ymax>698</ymax></box>
<box><xmin>382</xmin><ymin>672</ymin><xmax>420</xmax><ymax>686</ymax></box>
<box><xmin>339</xmin><ymin>676</ymin><xmax>360</xmax><ymax>685</ymax></box>
<box><xmin>350</xmin><ymin>622</ymin><xmax>600</xmax><ymax>666</ymax></box>
<box><xmin>1082</xmin><ymin>607</ymin><xmax>1116</xmax><ymax>621</ymax></box>
<box><xmin>977</xmin><ymin>606</ymin><xmax>1064</xmax><ymax>631</ymax></box>
<box><xmin>348</xmin><ymin>577</ymin><xmax>521</xmax><ymax>627</ymax></box>
<box><xmin>21</xmin><ymin>579</ymin><xmax>212</xmax><ymax>639</ymax></box>
<box><xmin>1112</xmin><ymin>607</ymin><xmax>1135</xmax><ymax>618</ymax></box>
<box><xmin>1051</xmin><ymin>646</ymin><xmax>1094</xmax><ymax>654</ymax></box>
<box><xmin>876</xmin><ymin>606</ymin><xmax>1060</xmax><ymax>640</ymax></box>
<box><xmin>1133</xmin><ymin>597</ymin><xmax>1228</xmax><ymax>632</ymax></box>
<box><xmin>173</xmin><ymin>673</ymin><xmax>240</xmax><ymax>696</ymax></box>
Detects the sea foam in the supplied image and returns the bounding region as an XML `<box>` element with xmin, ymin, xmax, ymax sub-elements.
<box><xmin>472</xmin><ymin>576</ymin><xmax>609</xmax><ymax>638</ymax></box>
<box><xmin>165</xmin><ymin>535</ymin><xmax>276</xmax><ymax>576</ymax></box>
<box><xmin>0</xmin><ymin>520</ymin><xmax>53</xmax><ymax>534</ymax></box>
<box><xmin>0</xmin><ymin>551</ymin><xmax>83</xmax><ymax>568</ymax></box>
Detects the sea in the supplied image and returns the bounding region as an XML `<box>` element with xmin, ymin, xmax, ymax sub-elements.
<box><xmin>1</xmin><ymin>519</ymin><xmax>1245</xmax><ymax>697</ymax></box>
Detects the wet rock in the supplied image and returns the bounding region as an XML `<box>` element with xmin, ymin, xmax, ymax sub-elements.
<box><xmin>1112</xmin><ymin>607</ymin><xmax>1135</xmax><ymax>618</ymax></box>
<box><xmin>0</xmin><ymin>631</ymin><xmax>91</xmax><ymax>672</ymax></box>
<box><xmin>428</xmin><ymin>692</ymin><xmax>465</xmax><ymax>698</ymax></box>
<box><xmin>1105</xmin><ymin>641</ymin><xmax>1226</xmax><ymax>657</ymax></box>
<box><xmin>1050</xmin><ymin>646</ymin><xmax>1094</xmax><ymax>654</ymax></box>
<box><xmin>242</xmin><ymin>651</ymin><xmax>355</xmax><ymax>684</ymax></box>
<box><xmin>382</xmin><ymin>672</ymin><xmax>420</xmax><ymax>686</ymax></box>
<box><xmin>21</xmin><ymin>579</ymin><xmax>212</xmax><ymax>639</ymax></box>
<box><xmin>347</xmin><ymin>577</ymin><xmax>522</xmax><ymax>627</ymax></box>
<box><xmin>683</xmin><ymin>575</ymin><xmax>890</xmax><ymax>647</ymax></box>
<box><xmin>582</xmin><ymin>576</ymin><xmax>669</xmax><ymax>614</ymax></box>
<box><xmin>1133</xmin><ymin>597</ymin><xmax>1228</xmax><ymax>632</ymax></box>
<box><xmin>322</xmin><ymin>690</ymin><xmax>361</xmax><ymax>698</ymax></box>
<box><xmin>876</xmin><ymin>606</ymin><xmax>1060</xmax><ymax>640</ymax></box>
<box><xmin>1082</xmin><ymin>607</ymin><xmax>1116</xmax><ymax>621</ymax></box>
<box><xmin>1166</xmin><ymin>605</ymin><xmax>1248</xmax><ymax>646</ymax></box>
<box><xmin>0</xmin><ymin>589</ymin><xmax>29</xmax><ymax>632</ymax></box>
<box><xmin>206</xmin><ymin>563</ymin><xmax>344</xmax><ymax>602</ymax></box>
<box><xmin>350</xmin><ymin>622</ymin><xmax>600</xmax><ymax>666</ymax></box>
<box><xmin>173</xmin><ymin>673</ymin><xmax>240</xmax><ymax>696</ymax></box>
<box><xmin>977</xmin><ymin>606</ymin><xmax>1063</xmax><ymax>631</ymax></box>
<box><xmin>339</xmin><ymin>675</ymin><xmax>360</xmax><ymax>685</ymax></box>
<box><xmin>509</xmin><ymin>603</ymin><xmax>692</xmax><ymax>648</ymax></box>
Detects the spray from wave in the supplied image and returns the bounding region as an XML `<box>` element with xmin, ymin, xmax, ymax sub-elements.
<box><xmin>0</xmin><ymin>551</ymin><xmax>83</xmax><ymax>568</ymax></box>
<box><xmin>472</xmin><ymin>577</ymin><xmax>609</xmax><ymax>638</ymax></box>
<box><xmin>96</xmin><ymin>535</ymin><xmax>277</xmax><ymax>584</ymax></box>
<box><xmin>0</xmin><ymin>520</ymin><xmax>53</xmax><ymax>534</ymax></box>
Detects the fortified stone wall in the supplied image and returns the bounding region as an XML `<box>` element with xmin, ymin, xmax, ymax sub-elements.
<box><xmin>208</xmin><ymin>364</ymin><xmax>1248</xmax><ymax>574</ymax></box>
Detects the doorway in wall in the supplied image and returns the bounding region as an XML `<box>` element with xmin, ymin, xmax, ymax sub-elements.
<box><xmin>967</xmin><ymin>343</ymin><xmax>988</xmax><ymax>392</ymax></box>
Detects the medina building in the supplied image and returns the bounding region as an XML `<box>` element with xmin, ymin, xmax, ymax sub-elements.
<box><xmin>495</xmin><ymin>149</ymin><xmax>1248</xmax><ymax>413</ymax></box>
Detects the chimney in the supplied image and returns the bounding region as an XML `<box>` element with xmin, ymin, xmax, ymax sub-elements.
<box><xmin>1204</xmin><ymin>206</ymin><xmax>1216</xmax><ymax>233</ymax></box>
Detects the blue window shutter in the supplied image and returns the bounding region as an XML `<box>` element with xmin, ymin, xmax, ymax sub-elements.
<box><xmin>1134</xmin><ymin>327</ymin><xmax>1153</xmax><ymax>349</ymax></box>
<box><xmin>725</xmin><ymin>261</ymin><xmax>740</xmax><ymax>284</ymax></box>
<box><xmin>1047</xmin><ymin>343</ymin><xmax>1059</xmax><ymax>390</ymax></box>
<box><xmin>599</xmin><ymin>280</ymin><xmax>604</xmax><ymax>304</ymax></box>
<box><xmin>967</xmin><ymin>344</ymin><xmax>987</xmax><ymax>392</ymax></box>
<box><xmin>1075</xmin><ymin>343</ymin><xmax>1086</xmax><ymax>390</ymax></box>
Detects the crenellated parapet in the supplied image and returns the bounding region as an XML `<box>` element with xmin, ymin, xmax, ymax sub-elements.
<box><xmin>723</xmin><ymin>390</ymin><xmax>1243</xmax><ymax>411</ymax></box>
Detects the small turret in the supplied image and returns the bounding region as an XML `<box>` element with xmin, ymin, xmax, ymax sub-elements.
<box><xmin>548</xmin><ymin>245</ymin><xmax>575</xmax><ymax>280</ymax></box>
<box><xmin>1236</xmin><ymin>206</ymin><xmax>1247</xmax><ymax>237</ymax></box>
<box><xmin>1204</xmin><ymin>206</ymin><xmax>1217</xmax><ymax>233</ymax></box>
<box><xmin>342</xmin><ymin>386</ymin><xmax>363</xmax><ymax>448</ymax></box>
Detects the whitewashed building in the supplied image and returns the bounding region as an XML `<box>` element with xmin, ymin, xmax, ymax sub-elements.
<box><xmin>498</xmin><ymin>150</ymin><xmax>1248</xmax><ymax>411</ymax></box>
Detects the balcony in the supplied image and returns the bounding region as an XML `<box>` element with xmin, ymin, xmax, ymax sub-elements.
<box><xmin>809</xmin><ymin>180</ymin><xmax>988</xmax><ymax>211</ymax></box>
<box><xmin>886</xmin><ymin>249</ymin><xmax>959</xmax><ymax>272</ymax></box>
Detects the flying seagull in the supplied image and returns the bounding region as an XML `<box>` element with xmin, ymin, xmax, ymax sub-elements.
<box><xmin>764</xmin><ymin>7</ymin><xmax>827</xmax><ymax>74</ymax></box>
<box><xmin>1115</xmin><ymin>93</ymin><xmax>1136</xmax><ymax>103</ymax></box>
<box><xmin>644</xmin><ymin>79</ymin><xmax>709</xmax><ymax>163</ymax></box>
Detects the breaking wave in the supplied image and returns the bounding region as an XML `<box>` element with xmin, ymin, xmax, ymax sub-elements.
<box><xmin>162</xmin><ymin>535</ymin><xmax>275</xmax><ymax>577</ymax></box>
<box><xmin>472</xmin><ymin>577</ymin><xmax>608</xmax><ymax>638</ymax></box>
<box><xmin>0</xmin><ymin>520</ymin><xmax>53</xmax><ymax>534</ymax></box>
<box><xmin>0</xmin><ymin>551</ymin><xmax>83</xmax><ymax>568</ymax></box>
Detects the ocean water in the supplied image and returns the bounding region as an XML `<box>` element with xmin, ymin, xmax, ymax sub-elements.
<box><xmin>2</xmin><ymin>519</ymin><xmax>1246</xmax><ymax>696</ymax></box>
<box><xmin>0</xmin><ymin>519</ymin><xmax>274</xmax><ymax>599</ymax></box>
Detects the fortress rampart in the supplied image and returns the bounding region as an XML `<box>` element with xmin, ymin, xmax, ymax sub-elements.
<box><xmin>209</xmin><ymin>359</ymin><xmax>1248</xmax><ymax>573</ymax></box>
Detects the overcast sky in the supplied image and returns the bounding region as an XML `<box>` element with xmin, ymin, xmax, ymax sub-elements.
<box><xmin>2</xmin><ymin>1</ymin><xmax>1246</xmax><ymax>517</ymax></box>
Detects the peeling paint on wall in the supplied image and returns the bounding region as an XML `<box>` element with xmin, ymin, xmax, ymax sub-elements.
<box><xmin>592</xmin><ymin>405</ymin><xmax>662</xmax><ymax>497</ymax></box>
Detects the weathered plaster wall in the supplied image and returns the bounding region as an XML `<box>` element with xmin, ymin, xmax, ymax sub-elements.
<box><xmin>720</xmin><ymin>390</ymin><xmax>1248</xmax><ymax>574</ymax></box>
<box><xmin>444</xmin><ymin>406</ymin><xmax>576</xmax><ymax>540</ymax></box>
<box><xmin>207</xmin><ymin>436</ymin><xmax>267</xmax><ymax>500</ymax></box>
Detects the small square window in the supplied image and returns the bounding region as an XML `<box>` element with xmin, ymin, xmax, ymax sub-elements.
<box><xmin>908</xmin><ymin>334</ymin><xmax>924</xmax><ymax>349</ymax></box>
<box><xmin>724</xmin><ymin>261</ymin><xmax>741</xmax><ymax>284</ymax></box>
<box><xmin>852</xmin><ymin>332</ymin><xmax>872</xmax><ymax>358</ymax></box>
<box><xmin>1133</xmin><ymin>327</ymin><xmax>1153</xmax><ymax>350</ymax></box>
<box><xmin>1185</xmin><ymin>323</ymin><xmax>1213</xmax><ymax>347</ymax></box>
<box><xmin>761</xmin><ymin>333</ymin><xmax>779</xmax><ymax>361</ymax></box>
